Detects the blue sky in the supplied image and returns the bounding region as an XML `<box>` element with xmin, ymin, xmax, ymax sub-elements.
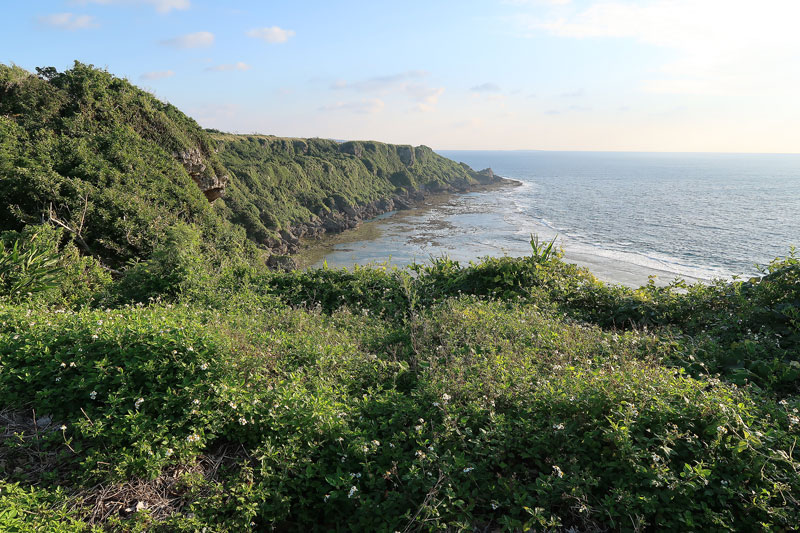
<box><xmin>4</xmin><ymin>0</ymin><xmax>799</xmax><ymax>152</ymax></box>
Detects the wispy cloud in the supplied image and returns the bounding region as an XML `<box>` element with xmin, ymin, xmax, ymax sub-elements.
<box><xmin>319</xmin><ymin>98</ymin><xmax>385</xmax><ymax>114</ymax></box>
<box><xmin>205</xmin><ymin>62</ymin><xmax>251</xmax><ymax>72</ymax></box>
<box><xmin>470</xmin><ymin>82</ymin><xmax>501</xmax><ymax>92</ymax></box>
<box><xmin>246</xmin><ymin>26</ymin><xmax>295</xmax><ymax>43</ymax></box>
<box><xmin>140</xmin><ymin>70</ymin><xmax>175</xmax><ymax>80</ymax></box>
<box><xmin>37</xmin><ymin>13</ymin><xmax>98</xmax><ymax>30</ymax></box>
<box><xmin>560</xmin><ymin>88</ymin><xmax>584</xmax><ymax>97</ymax></box>
<box><xmin>71</xmin><ymin>0</ymin><xmax>190</xmax><ymax>14</ymax></box>
<box><xmin>160</xmin><ymin>31</ymin><xmax>214</xmax><ymax>49</ymax></box>
<box><xmin>525</xmin><ymin>0</ymin><xmax>800</xmax><ymax>96</ymax></box>
<box><xmin>331</xmin><ymin>71</ymin><xmax>429</xmax><ymax>93</ymax></box>
<box><xmin>331</xmin><ymin>71</ymin><xmax>444</xmax><ymax>112</ymax></box>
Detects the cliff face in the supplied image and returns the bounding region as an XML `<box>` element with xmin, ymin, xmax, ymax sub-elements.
<box><xmin>212</xmin><ymin>134</ymin><xmax>505</xmax><ymax>254</ymax></box>
<box><xmin>0</xmin><ymin>61</ymin><xmax>502</xmax><ymax>267</ymax></box>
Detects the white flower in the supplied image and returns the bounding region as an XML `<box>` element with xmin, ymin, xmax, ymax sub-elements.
<box><xmin>187</xmin><ymin>346</ymin><xmax>194</xmax><ymax>352</ymax></box>
<box><xmin>432</xmin><ymin>402</ymin><xmax>440</xmax><ymax>407</ymax></box>
<box><xmin>324</xmin><ymin>494</ymin><xmax>330</xmax><ymax>502</ymax></box>
<box><xmin>414</xmin><ymin>425</ymin><xmax>423</xmax><ymax>432</ymax></box>
<box><xmin>717</xmin><ymin>426</ymin><xmax>728</xmax><ymax>434</ymax></box>
<box><xmin>192</xmin><ymin>399</ymin><xmax>200</xmax><ymax>406</ymax></box>
<box><xmin>60</xmin><ymin>362</ymin><xmax>66</xmax><ymax>368</ymax></box>
<box><xmin>135</xmin><ymin>398</ymin><xmax>144</xmax><ymax>409</ymax></box>
<box><xmin>415</xmin><ymin>450</ymin><xmax>426</xmax><ymax>459</ymax></box>
<box><xmin>371</xmin><ymin>440</ymin><xmax>380</xmax><ymax>446</ymax></box>
<box><xmin>229</xmin><ymin>402</ymin><xmax>237</xmax><ymax>409</ymax></box>
<box><xmin>69</xmin><ymin>362</ymin><xmax>76</xmax><ymax>368</ymax></box>
<box><xmin>89</xmin><ymin>391</ymin><xmax>97</xmax><ymax>400</ymax></box>
<box><xmin>200</xmin><ymin>363</ymin><xmax>208</xmax><ymax>370</ymax></box>
<box><xmin>166</xmin><ymin>448</ymin><xmax>173</xmax><ymax>456</ymax></box>
<box><xmin>348</xmin><ymin>486</ymin><xmax>358</xmax><ymax>498</ymax></box>
<box><xmin>553</xmin><ymin>423</ymin><xmax>565</xmax><ymax>431</ymax></box>
<box><xmin>442</xmin><ymin>393</ymin><xmax>451</xmax><ymax>402</ymax></box>
<box><xmin>552</xmin><ymin>465</ymin><xmax>564</xmax><ymax>478</ymax></box>
<box><xmin>91</xmin><ymin>334</ymin><xmax>98</xmax><ymax>340</ymax></box>
<box><xmin>491</xmin><ymin>502</ymin><xmax>499</xmax><ymax>510</ymax></box>
<box><xmin>186</xmin><ymin>433</ymin><xmax>200</xmax><ymax>443</ymax></box>
<box><xmin>60</xmin><ymin>424</ymin><xmax>67</xmax><ymax>431</ymax></box>
<box><xmin>238</xmin><ymin>417</ymin><xmax>248</xmax><ymax>425</ymax></box>
<box><xmin>463</xmin><ymin>467</ymin><xmax>474</xmax><ymax>473</ymax></box>
<box><xmin>55</xmin><ymin>377</ymin><xmax>61</xmax><ymax>382</ymax></box>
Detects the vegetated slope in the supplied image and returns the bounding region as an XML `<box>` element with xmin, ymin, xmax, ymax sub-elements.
<box><xmin>1</xmin><ymin>62</ymin><xmax>500</xmax><ymax>265</ymax></box>
<box><xmin>0</xmin><ymin>62</ymin><xmax>239</xmax><ymax>267</ymax></box>
<box><xmin>212</xmin><ymin>133</ymin><xmax>499</xmax><ymax>252</ymax></box>
<box><xmin>0</xmin><ymin>249</ymin><xmax>798</xmax><ymax>531</ymax></box>
<box><xmin>1</xmin><ymin>62</ymin><xmax>798</xmax><ymax>531</ymax></box>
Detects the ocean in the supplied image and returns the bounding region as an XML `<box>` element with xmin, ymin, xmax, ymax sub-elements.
<box><xmin>302</xmin><ymin>151</ymin><xmax>800</xmax><ymax>287</ymax></box>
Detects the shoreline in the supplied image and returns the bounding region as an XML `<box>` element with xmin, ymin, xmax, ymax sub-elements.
<box><xmin>268</xmin><ymin>174</ymin><xmax>521</xmax><ymax>268</ymax></box>
<box><xmin>294</xmin><ymin>184</ymin><xmax>721</xmax><ymax>288</ymax></box>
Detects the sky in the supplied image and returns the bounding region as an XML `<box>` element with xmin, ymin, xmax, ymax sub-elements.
<box><xmin>3</xmin><ymin>0</ymin><xmax>800</xmax><ymax>152</ymax></box>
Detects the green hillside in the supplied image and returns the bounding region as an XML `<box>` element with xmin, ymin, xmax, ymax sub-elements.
<box><xmin>213</xmin><ymin>133</ymin><xmax>498</xmax><ymax>252</ymax></box>
<box><xmin>0</xmin><ymin>62</ymin><xmax>237</xmax><ymax>267</ymax></box>
<box><xmin>0</xmin><ymin>63</ymin><xmax>798</xmax><ymax>531</ymax></box>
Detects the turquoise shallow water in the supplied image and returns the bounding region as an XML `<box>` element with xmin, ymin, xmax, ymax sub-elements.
<box><xmin>308</xmin><ymin>151</ymin><xmax>800</xmax><ymax>287</ymax></box>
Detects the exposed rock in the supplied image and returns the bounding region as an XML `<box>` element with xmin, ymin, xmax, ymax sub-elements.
<box><xmin>173</xmin><ymin>148</ymin><xmax>228</xmax><ymax>202</ymax></box>
<box><xmin>267</xmin><ymin>254</ymin><xmax>298</xmax><ymax>271</ymax></box>
<box><xmin>340</xmin><ymin>141</ymin><xmax>363</xmax><ymax>158</ymax></box>
<box><xmin>397</xmin><ymin>145</ymin><xmax>415</xmax><ymax>166</ymax></box>
<box><xmin>260</xmin><ymin>168</ymin><xmax>514</xmax><ymax>256</ymax></box>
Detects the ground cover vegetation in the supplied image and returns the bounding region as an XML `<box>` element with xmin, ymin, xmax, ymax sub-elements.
<box><xmin>0</xmin><ymin>63</ymin><xmax>798</xmax><ymax>531</ymax></box>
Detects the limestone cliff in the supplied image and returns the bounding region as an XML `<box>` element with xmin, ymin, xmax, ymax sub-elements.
<box><xmin>211</xmin><ymin>134</ymin><xmax>508</xmax><ymax>256</ymax></box>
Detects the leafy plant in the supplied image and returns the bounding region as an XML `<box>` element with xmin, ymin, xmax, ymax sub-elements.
<box><xmin>529</xmin><ymin>233</ymin><xmax>558</xmax><ymax>264</ymax></box>
<box><xmin>0</xmin><ymin>234</ymin><xmax>61</xmax><ymax>300</ymax></box>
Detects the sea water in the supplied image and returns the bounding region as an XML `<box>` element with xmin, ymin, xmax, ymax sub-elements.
<box><xmin>305</xmin><ymin>151</ymin><xmax>800</xmax><ymax>287</ymax></box>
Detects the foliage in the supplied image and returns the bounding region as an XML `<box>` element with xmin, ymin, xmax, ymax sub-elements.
<box><xmin>212</xmin><ymin>134</ymin><xmax>486</xmax><ymax>244</ymax></box>
<box><xmin>529</xmin><ymin>232</ymin><xmax>559</xmax><ymax>264</ymax></box>
<box><xmin>1</xmin><ymin>288</ymin><xmax>798</xmax><ymax>531</ymax></box>
<box><xmin>0</xmin><ymin>62</ymin><xmax>234</xmax><ymax>266</ymax></box>
<box><xmin>1</xmin><ymin>61</ymin><xmax>799</xmax><ymax>532</ymax></box>
<box><xmin>0</xmin><ymin>224</ymin><xmax>110</xmax><ymax>306</ymax></box>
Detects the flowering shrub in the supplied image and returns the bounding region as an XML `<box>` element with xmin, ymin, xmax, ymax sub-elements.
<box><xmin>1</xmin><ymin>285</ymin><xmax>798</xmax><ymax>530</ymax></box>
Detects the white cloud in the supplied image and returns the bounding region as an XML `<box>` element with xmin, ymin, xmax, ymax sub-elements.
<box><xmin>406</xmin><ymin>85</ymin><xmax>445</xmax><ymax>105</ymax></box>
<box><xmin>470</xmin><ymin>82</ymin><xmax>501</xmax><ymax>92</ymax></box>
<box><xmin>206</xmin><ymin>62</ymin><xmax>251</xmax><ymax>72</ymax></box>
<box><xmin>37</xmin><ymin>13</ymin><xmax>98</xmax><ymax>30</ymax></box>
<box><xmin>71</xmin><ymin>0</ymin><xmax>190</xmax><ymax>14</ymax></box>
<box><xmin>160</xmin><ymin>31</ymin><xmax>214</xmax><ymax>49</ymax></box>
<box><xmin>140</xmin><ymin>70</ymin><xmax>175</xmax><ymax>80</ymax></box>
<box><xmin>319</xmin><ymin>98</ymin><xmax>385</xmax><ymax>114</ymax></box>
<box><xmin>504</xmin><ymin>0</ymin><xmax>571</xmax><ymax>5</ymax></box>
<box><xmin>334</xmin><ymin>71</ymin><xmax>428</xmax><ymax>93</ymax></box>
<box><xmin>246</xmin><ymin>26</ymin><xmax>295</xmax><ymax>44</ymax></box>
<box><xmin>331</xmin><ymin>71</ymin><xmax>444</xmax><ymax>111</ymax></box>
<box><xmin>527</xmin><ymin>0</ymin><xmax>800</xmax><ymax>96</ymax></box>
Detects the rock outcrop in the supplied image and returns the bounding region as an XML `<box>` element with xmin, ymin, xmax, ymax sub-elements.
<box><xmin>174</xmin><ymin>149</ymin><xmax>229</xmax><ymax>202</ymax></box>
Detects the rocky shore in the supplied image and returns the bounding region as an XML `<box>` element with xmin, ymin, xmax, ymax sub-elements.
<box><xmin>266</xmin><ymin>168</ymin><xmax>512</xmax><ymax>269</ymax></box>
